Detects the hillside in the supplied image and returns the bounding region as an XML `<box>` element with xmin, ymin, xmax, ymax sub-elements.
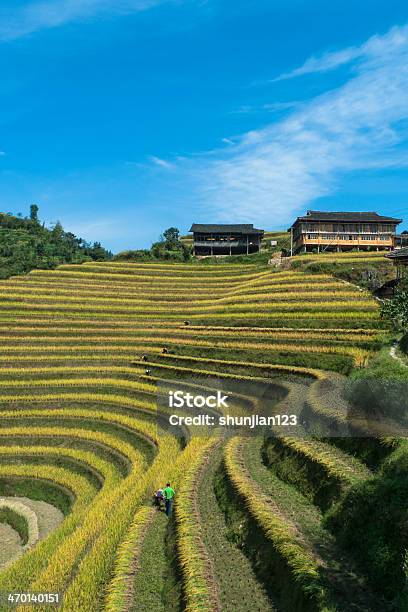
<box><xmin>0</xmin><ymin>209</ymin><xmax>111</xmax><ymax>279</ymax></box>
<box><xmin>0</xmin><ymin>254</ymin><xmax>405</xmax><ymax>611</ymax></box>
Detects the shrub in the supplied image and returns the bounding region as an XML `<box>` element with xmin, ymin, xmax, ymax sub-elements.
<box><xmin>324</xmin><ymin>446</ymin><xmax>408</xmax><ymax>604</ymax></box>
<box><xmin>113</xmin><ymin>250</ymin><xmax>152</xmax><ymax>261</ymax></box>
<box><xmin>381</xmin><ymin>274</ymin><xmax>408</xmax><ymax>333</ymax></box>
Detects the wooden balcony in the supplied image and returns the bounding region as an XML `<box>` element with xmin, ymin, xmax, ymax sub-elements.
<box><xmin>301</xmin><ymin>237</ymin><xmax>394</xmax><ymax>246</ymax></box>
<box><xmin>193</xmin><ymin>240</ymin><xmax>240</xmax><ymax>247</ymax></box>
<box><xmin>293</xmin><ymin>234</ymin><xmax>395</xmax><ymax>253</ymax></box>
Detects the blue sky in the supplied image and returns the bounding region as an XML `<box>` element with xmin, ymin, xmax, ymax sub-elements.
<box><xmin>0</xmin><ymin>0</ymin><xmax>407</xmax><ymax>251</ymax></box>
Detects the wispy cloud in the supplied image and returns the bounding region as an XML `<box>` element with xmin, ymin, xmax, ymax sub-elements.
<box><xmin>272</xmin><ymin>47</ymin><xmax>362</xmax><ymax>82</ymax></box>
<box><xmin>272</xmin><ymin>24</ymin><xmax>408</xmax><ymax>81</ymax></box>
<box><xmin>186</xmin><ymin>24</ymin><xmax>408</xmax><ymax>225</ymax></box>
<box><xmin>231</xmin><ymin>101</ymin><xmax>299</xmax><ymax>114</ymax></box>
<box><xmin>263</xmin><ymin>101</ymin><xmax>299</xmax><ymax>112</ymax></box>
<box><xmin>149</xmin><ymin>155</ymin><xmax>174</xmax><ymax>169</ymax></box>
<box><xmin>0</xmin><ymin>0</ymin><xmax>171</xmax><ymax>41</ymax></box>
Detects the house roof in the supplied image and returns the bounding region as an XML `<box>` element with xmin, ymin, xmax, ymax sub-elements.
<box><xmin>289</xmin><ymin>210</ymin><xmax>402</xmax><ymax>229</ymax></box>
<box><xmin>189</xmin><ymin>223</ymin><xmax>264</xmax><ymax>235</ymax></box>
<box><xmin>386</xmin><ymin>247</ymin><xmax>408</xmax><ymax>260</ymax></box>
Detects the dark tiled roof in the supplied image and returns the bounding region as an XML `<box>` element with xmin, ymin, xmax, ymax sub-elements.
<box><xmin>290</xmin><ymin>210</ymin><xmax>402</xmax><ymax>228</ymax></box>
<box><xmin>386</xmin><ymin>247</ymin><xmax>408</xmax><ymax>259</ymax></box>
<box><xmin>190</xmin><ymin>223</ymin><xmax>264</xmax><ymax>234</ymax></box>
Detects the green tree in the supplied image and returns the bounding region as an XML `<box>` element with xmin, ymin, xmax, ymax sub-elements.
<box><xmin>51</xmin><ymin>221</ymin><xmax>64</xmax><ymax>242</ymax></box>
<box><xmin>30</xmin><ymin>204</ymin><xmax>39</xmax><ymax>223</ymax></box>
<box><xmin>89</xmin><ymin>242</ymin><xmax>111</xmax><ymax>261</ymax></box>
<box><xmin>163</xmin><ymin>227</ymin><xmax>180</xmax><ymax>247</ymax></box>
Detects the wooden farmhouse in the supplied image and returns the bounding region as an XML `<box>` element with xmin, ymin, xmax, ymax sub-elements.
<box><xmin>386</xmin><ymin>247</ymin><xmax>408</xmax><ymax>278</ymax></box>
<box><xmin>288</xmin><ymin>210</ymin><xmax>402</xmax><ymax>254</ymax></box>
<box><xmin>190</xmin><ymin>224</ymin><xmax>264</xmax><ymax>256</ymax></box>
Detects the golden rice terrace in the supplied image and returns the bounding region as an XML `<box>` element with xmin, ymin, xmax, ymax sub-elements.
<box><xmin>0</xmin><ymin>252</ymin><xmax>403</xmax><ymax>612</ymax></box>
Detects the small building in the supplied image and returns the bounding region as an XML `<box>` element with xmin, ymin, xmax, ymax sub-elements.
<box><xmin>386</xmin><ymin>247</ymin><xmax>408</xmax><ymax>278</ymax></box>
<box><xmin>288</xmin><ymin>210</ymin><xmax>402</xmax><ymax>255</ymax></box>
<box><xmin>395</xmin><ymin>232</ymin><xmax>408</xmax><ymax>249</ymax></box>
<box><xmin>189</xmin><ymin>224</ymin><xmax>264</xmax><ymax>256</ymax></box>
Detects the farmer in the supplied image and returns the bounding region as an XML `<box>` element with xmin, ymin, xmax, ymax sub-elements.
<box><xmin>153</xmin><ymin>488</ymin><xmax>164</xmax><ymax>509</ymax></box>
<box><xmin>163</xmin><ymin>482</ymin><xmax>175</xmax><ymax>517</ymax></box>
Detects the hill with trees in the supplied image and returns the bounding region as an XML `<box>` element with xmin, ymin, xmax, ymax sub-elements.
<box><xmin>0</xmin><ymin>205</ymin><xmax>111</xmax><ymax>279</ymax></box>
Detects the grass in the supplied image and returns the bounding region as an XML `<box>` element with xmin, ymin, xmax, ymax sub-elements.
<box><xmin>237</xmin><ymin>437</ymin><xmax>385</xmax><ymax>611</ymax></box>
<box><xmin>0</xmin><ymin>477</ymin><xmax>74</xmax><ymax>516</ymax></box>
<box><xmin>128</xmin><ymin>512</ymin><xmax>181</xmax><ymax>612</ymax></box>
<box><xmin>262</xmin><ymin>436</ymin><xmax>372</xmax><ymax>512</ymax></box>
<box><xmin>199</xmin><ymin>444</ymin><xmax>275</xmax><ymax>611</ymax></box>
<box><xmin>174</xmin><ymin>438</ymin><xmax>220</xmax><ymax>612</ymax></box>
<box><xmin>223</xmin><ymin>436</ymin><xmax>326</xmax><ymax>610</ymax></box>
<box><xmin>0</xmin><ymin>443</ymin><xmax>124</xmax><ymax>489</ymax></box>
<box><xmin>104</xmin><ymin>506</ymin><xmax>156</xmax><ymax>611</ymax></box>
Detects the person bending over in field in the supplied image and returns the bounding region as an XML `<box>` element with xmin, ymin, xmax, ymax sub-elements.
<box><xmin>153</xmin><ymin>488</ymin><xmax>164</xmax><ymax>509</ymax></box>
<box><xmin>163</xmin><ymin>483</ymin><xmax>175</xmax><ymax>517</ymax></box>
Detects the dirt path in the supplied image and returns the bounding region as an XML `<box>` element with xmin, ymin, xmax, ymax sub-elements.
<box><xmin>16</xmin><ymin>497</ymin><xmax>64</xmax><ymax>539</ymax></box>
<box><xmin>390</xmin><ymin>340</ymin><xmax>408</xmax><ymax>368</ymax></box>
<box><xmin>0</xmin><ymin>497</ymin><xmax>64</xmax><ymax>569</ymax></box>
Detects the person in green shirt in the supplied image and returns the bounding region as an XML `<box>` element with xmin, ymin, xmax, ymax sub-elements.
<box><xmin>163</xmin><ymin>482</ymin><xmax>175</xmax><ymax>517</ymax></box>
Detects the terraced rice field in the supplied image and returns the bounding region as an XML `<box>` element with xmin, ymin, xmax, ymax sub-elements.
<box><xmin>0</xmin><ymin>254</ymin><xmax>399</xmax><ymax>611</ymax></box>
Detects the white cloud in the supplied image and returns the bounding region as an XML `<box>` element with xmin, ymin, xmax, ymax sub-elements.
<box><xmin>272</xmin><ymin>47</ymin><xmax>362</xmax><ymax>82</ymax></box>
<box><xmin>149</xmin><ymin>155</ymin><xmax>174</xmax><ymax>169</ymax></box>
<box><xmin>231</xmin><ymin>101</ymin><xmax>298</xmax><ymax>114</ymax></box>
<box><xmin>272</xmin><ymin>24</ymin><xmax>408</xmax><ymax>81</ymax></box>
<box><xmin>0</xmin><ymin>0</ymin><xmax>171</xmax><ymax>41</ymax></box>
<box><xmin>188</xmin><ymin>23</ymin><xmax>408</xmax><ymax>226</ymax></box>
